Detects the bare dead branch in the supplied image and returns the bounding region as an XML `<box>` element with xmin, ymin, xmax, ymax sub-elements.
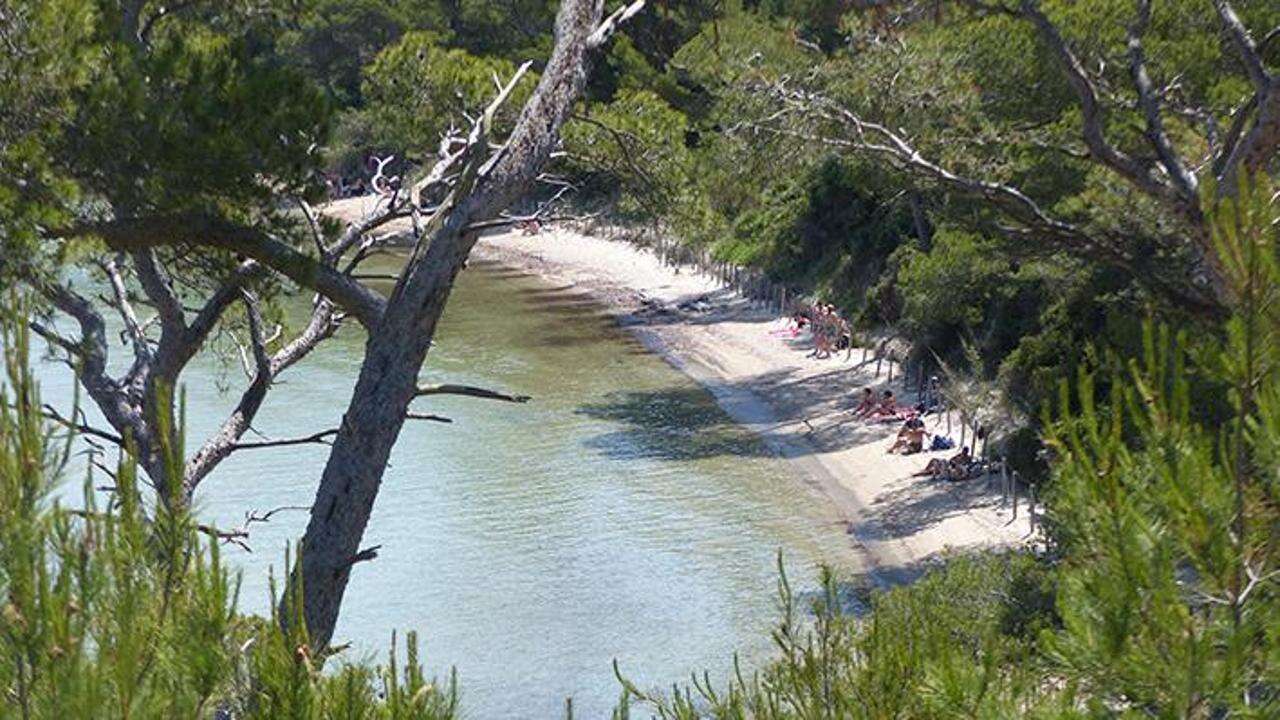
<box><xmin>41</xmin><ymin>404</ymin><xmax>124</xmax><ymax>445</ymax></box>
<box><xmin>1213</xmin><ymin>0</ymin><xmax>1271</xmax><ymax>91</ymax></box>
<box><xmin>1126</xmin><ymin>0</ymin><xmax>1198</xmax><ymax>200</ymax></box>
<box><xmin>271</xmin><ymin>300</ymin><xmax>340</xmax><ymax>376</ymax></box>
<box><xmin>405</xmin><ymin>412</ymin><xmax>454</xmax><ymax>424</ymax></box>
<box><xmin>184</xmin><ymin>291</ymin><xmax>276</xmax><ymax>491</ymax></box>
<box><xmin>1215</xmin><ymin>93</ymin><xmax>1259</xmax><ymax>177</ymax></box>
<box><xmin>296</xmin><ymin>197</ymin><xmax>327</xmax><ymax>257</ymax></box>
<box><xmin>570</xmin><ymin>112</ymin><xmax>662</xmax><ymax>192</ymax></box>
<box><xmin>100</xmin><ymin>254</ymin><xmax>152</xmax><ymax>366</ymax></box>
<box><xmin>182</xmin><ymin>261</ymin><xmax>262</xmax><ymax>356</ymax></box>
<box><xmin>51</xmin><ymin>213</ymin><xmax>387</xmax><ymax>329</ymax></box>
<box><xmin>227</xmin><ymin>428</ymin><xmax>339</xmax><ymax>451</ymax></box>
<box><xmin>29</xmin><ymin>320</ymin><xmax>82</xmax><ymax>359</ymax></box>
<box><xmin>1019</xmin><ymin>0</ymin><xmax>1178</xmax><ymax>206</ymax></box>
<box><xmin>588</xmin><ymin>1</ymin><xmax>646</xmax><ymax>49</ymax></box>
<box><xmin>344</xmin><ymin>545</ymin><xmax>382</xmax><ymax>569</ymax></box>
<box><xmin>414</xmin><ymin>383</ymin><xmax>532</xmax><ymax>403</ymax></box>
<box><xmin>410</xmin><ymin>139</ymin><xmax>469</xmax><ymax>209</ymax></box>
<box><xmin>246</xmin><ymin>505</ymin><xmax>311</xmax><ymax>524</ymax></box>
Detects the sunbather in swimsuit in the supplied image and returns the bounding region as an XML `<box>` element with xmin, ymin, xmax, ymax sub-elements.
<box><xmin>913</xmin><ymin>447</ymin><xmax>973</xmax><ymax>479</ymax></box>
<box><xmin>868</xmin><ymin>390</ymin><xmax>900</xmax><ymax>419</ymax></box>
<box><xmin>887</xmin><ymin>416</ymin><xmax>926</xmax><ymax>454</ymax></box>
<box><xmin>852</xmin><ymin>387</ymin><xmax>876</xmax><ymax>417</ymax></box>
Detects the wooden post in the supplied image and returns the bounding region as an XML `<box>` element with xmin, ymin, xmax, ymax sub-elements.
<box><xmin>1001</xmin><ymin>458</ymin><xmax>1009</xmax><ymax>503</ymax></box>
<box><xmin>1011</xmin><ymin>472</ymin><xmax>1019</xmax><ymax>519</ymax></box>
<box><xmin>959</xmin><ymin>415</ymin><xmax>967</xmax><ymax>450</ymax></box>
<box><xmin>1029</xmin><ymin>483</ymin><xmax>1037</xmax><ymax>532</ymax></box>
<box><xmin>887</xmin><ymin>356</ymin><xmax>894</xmax><ymax>383</ymax></box>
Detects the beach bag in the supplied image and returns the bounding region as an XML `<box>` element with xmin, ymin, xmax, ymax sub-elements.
<box><xmin>930</xmin><ymin>435</ymin><xmax>954</xmax><ymax>451</ymax></box>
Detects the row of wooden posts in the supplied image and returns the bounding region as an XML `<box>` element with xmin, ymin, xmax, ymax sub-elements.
<box><xmin>648</xmin><ymin>234</ymin><xmax>1037</xmax><ymax>531</ymax></box>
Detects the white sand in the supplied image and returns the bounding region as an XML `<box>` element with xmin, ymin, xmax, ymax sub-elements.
<box><xmin>325</xmin><ymin>198</ymin><xmax>1035</xmax><ymax>582</ymax></box>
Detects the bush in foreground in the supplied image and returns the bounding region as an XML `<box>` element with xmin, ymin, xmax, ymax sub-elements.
<box><xmin>0</xmin><ymin>314</ymin><xmax>456</xmax><ymax>719</ymax></box>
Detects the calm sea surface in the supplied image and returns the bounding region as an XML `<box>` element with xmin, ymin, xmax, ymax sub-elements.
<box><xmin>34</xmin><ymin>258</ymin><xmax>862</xmax><ymax>718</ymax></box>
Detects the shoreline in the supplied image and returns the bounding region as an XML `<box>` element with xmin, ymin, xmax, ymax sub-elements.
<box><xmin>470</xmin><ymin>226</ymin><xmax>1032</xmax><ymax>584</ymax></box>
<box><xmin>322</xmin><ymin>197</ymin><xmax>1033</xmax><ymax>582</ymax></box>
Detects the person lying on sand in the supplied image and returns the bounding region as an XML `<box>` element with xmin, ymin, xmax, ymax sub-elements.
<box><xmin>913</xmin><ymin>446</ymin><xmax>973</xmax><ymax>480</ymax></box>
<box><xmin>887</xmin><ymin>415</ymin><xmax>926</xmax><ymax>454</ymax></box>
<box><xmin>770</xmin><ymin>312</ymin><xmax>807</xmax><ymax>338</ymax></box>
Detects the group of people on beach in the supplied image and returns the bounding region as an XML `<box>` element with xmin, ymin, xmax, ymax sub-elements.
<box><xmin>772</xmin><ymin>300</ymin><xmax>985</xmax><ymax>481</ymax></box>
<box><xmin>847</xmin><ymin>385</ymin><xmax>981</xmax><ymax>481</ymax></box>
<box><xmin>774</xmin><ymin>303</ymin><xmax>853</xmax><ymax>360</ymax></box>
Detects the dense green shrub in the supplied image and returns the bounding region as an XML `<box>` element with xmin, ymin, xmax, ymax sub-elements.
<box><xmin>620</xmin><ymin>179</ymin><xmax>1280</xmax><ymax>719</ymax></box>
<box><xmin>616</xmin><ymin>552</ymin><xmax>1064</xmax><ymax>719</ymax></box>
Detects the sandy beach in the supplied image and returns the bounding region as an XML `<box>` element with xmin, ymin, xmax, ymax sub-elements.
<box><xmin>326</xmin><ymin>198</ymin><xmax>1035</xmax><ymax>583</ymax></box>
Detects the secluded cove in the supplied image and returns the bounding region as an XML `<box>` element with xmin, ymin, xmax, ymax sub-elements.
<box><xmin>35</xmin><ymin>256</ymin><xmax>863</xmax><ymax>718</ymax></box>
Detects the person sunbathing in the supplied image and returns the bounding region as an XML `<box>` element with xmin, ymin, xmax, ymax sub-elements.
<box><xmin>851</xmin><ymin>387</ymin><xmax>876</xmax><ymax>417</ymax></box>
<box><xmin>866</xmin><ymin>390</ymin><xmax>901</xmax><ymax>419</ymax></box>
<box><xmin>913</xmin><ymin>446</ymin><xmax>973</xmax><ymax>479</ymax></box>
<box><xmin>887</xmin><ymin>415</ymin><xmax>926</xmax><ymax>454</ymax></box>
<box><xmin>770</xmin><ymin>312</ymin><xmax>808</xmax><ymax>337</ymax></box>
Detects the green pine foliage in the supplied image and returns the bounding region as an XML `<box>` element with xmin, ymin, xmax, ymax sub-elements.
<box><xmin>5</xmin><ymin>2</ymin><xmax>1280</xmax><ymax>715</ymax></box>
<box><xmin>0</xmin><ymin>305</ymin><xmax>456</xmax><ymax>719</ymax></box>
<box><xmin>619</xmin><ymin>178</ymin><xmax>1280</xmax><ymax>718</ymax></box>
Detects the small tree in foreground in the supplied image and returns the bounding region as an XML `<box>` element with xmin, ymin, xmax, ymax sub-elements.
<box><xmin>0</xmin><ymin>307</ymin><xmax>457</xmax><ymax>719</ymax></box>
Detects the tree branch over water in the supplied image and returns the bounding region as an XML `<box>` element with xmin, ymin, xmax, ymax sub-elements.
<box><xmin>415</xmin><ymin>383</ymin><xmax>532</xmax><ymax>403</ymax></box>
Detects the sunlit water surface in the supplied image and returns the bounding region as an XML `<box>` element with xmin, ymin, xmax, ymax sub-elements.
<box><xmin>34</xmin><ymin>258</ymin><xmax>861</xmax><ymax>718</ymax></box>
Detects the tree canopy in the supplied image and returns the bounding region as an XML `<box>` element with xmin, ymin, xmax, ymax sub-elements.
<box><xmin>2</xmin><ymin>0</ymin><xmax>1278</xmax><ymax>715</ymax></box>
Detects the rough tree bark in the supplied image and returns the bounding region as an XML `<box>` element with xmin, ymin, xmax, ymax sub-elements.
<box><xmin>283</xmin><ymin>0</ymin><xmax>641</xmax><ymax>650</ymax></box>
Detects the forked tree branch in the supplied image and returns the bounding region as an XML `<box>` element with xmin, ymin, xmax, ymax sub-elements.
<box><xmin>52</xmin><ymin>213</ymin><xmax>387</xmax><ymax>329</ymax></box>
<box><xmin>132</xmin><ymin>248</ymin><xmax>186</xmax><ymax>335</ymax></box>
<box><xmin>99</xmin><ymin>254</ymin><xmax>151</xmax><ymax>368</ymax></box>
<box><xmin>41</xmin><ymin>404</ymin><xmax>124</xmax><ymax>445</ymax></box>
<box><xmin>1018</xmin><ymin>0</ymin><xmax>1180</xmax><ymax>207</ymax></box>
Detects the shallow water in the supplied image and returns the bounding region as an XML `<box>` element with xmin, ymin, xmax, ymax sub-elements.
<box><xmin>34</xmin><ymin>258</ymin><xmax>862</xmax><ymax>718</ymax></box>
